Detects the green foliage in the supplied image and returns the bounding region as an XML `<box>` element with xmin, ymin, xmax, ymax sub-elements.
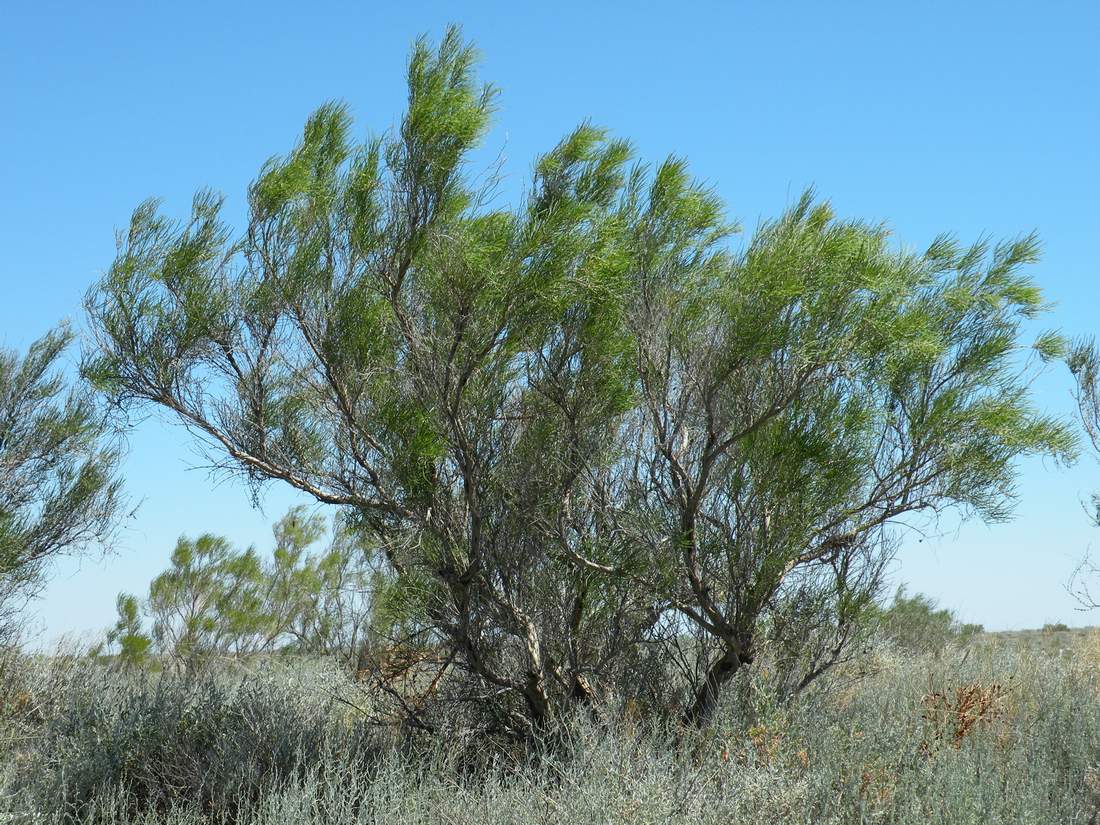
<box><xmin>0</xmin><ymin>326</ymin><xmax>123</xmax><ymax>616</ymax></box>
<box><xmin>873</xmin><ymin>586</ymin><xmax>984</xmax><ymax>653</ymax></box>
<box><xmin>0</xmin><ymin>329</ymin><xmax>121</xmax><ymax>654</ymax></box>
<box><xmin>83</xmin><ymin>26</ymin><xmax>1075</xmax><ymax>731</ymax></box>
<box><xmin>105</xmin><ymin>594</ymin><xmax>152</xmax><ymax>667</ymax></box>
<box><xmin>107</xmin><ymin>508</ymin><xmax>394</xmax><ymax>671</ymax></box>
<box><xmin>1066</xmin><ymin>340</ymin><xmax>1100</xmax><ymax>608</ymax></box>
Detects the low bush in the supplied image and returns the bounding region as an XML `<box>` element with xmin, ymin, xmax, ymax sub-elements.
<box><xmin>2</xmin><ymin>641</ymin><xmax>1098</xmax><ymax>824</ymax></box>
<box><xmin>4</xmin><ymin>659</ymin><xmax>388</xmax><ymax>821</ymax></box>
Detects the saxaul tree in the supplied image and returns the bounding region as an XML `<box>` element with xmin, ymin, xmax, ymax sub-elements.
<box><xmin>86</xmin><ymin>29</ymin><xmax>649</xmax><ymax>732</ymax></box>
<box><xmin>0</xmin><ymin>325</ymin><xmax>123</xmax><ymax>633</ymax></box>
<box><xmin>107</xmin><ymin>507</ymin><xmax>390</xmax><ymax>672</ymax></box>
<box><xmin>620</xmin><ymin>195</ymin><xmax>1076</xmax><ymax>725</ymax></box>
<box><xmin>84</xmin><ymin>26</ymin><xmax>1074</xmax><ymax>732</ymax></box>
<box><xmin>1068</xmin><ymin>340</ymin><xmax>1100</xmax><ymax>606</ymax></box>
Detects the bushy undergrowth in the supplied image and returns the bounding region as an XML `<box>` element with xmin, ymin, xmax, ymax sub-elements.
<box><xmin>2</xmin><ymin>639</ymin><xmax>1099</xmax><ymax>824</ymax></box>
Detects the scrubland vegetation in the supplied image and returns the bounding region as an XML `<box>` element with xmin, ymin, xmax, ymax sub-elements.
<box><xmin>3</xmin><ymin>627</ymin><xmax>1100</xmax><ymax>824</ymax></box>
<box><xmin>3</xmin><ymin>25</ymin><xmax>1100</xmax><ymax>824</ymax></box>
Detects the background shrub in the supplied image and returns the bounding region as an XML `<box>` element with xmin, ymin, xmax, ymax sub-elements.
<box><xmin>873</xmin><ymin>586</ymin><xmax>984</xmax><ymax>654</ymax></box>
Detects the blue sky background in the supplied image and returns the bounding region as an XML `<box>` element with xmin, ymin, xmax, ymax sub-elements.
<box><xmin>2</xmin><ymin>0</ymin><xmax>1097</xmax><ymax>644</ymax></box>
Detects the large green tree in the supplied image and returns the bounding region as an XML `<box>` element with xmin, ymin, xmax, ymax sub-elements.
<box><xmin>84</xmin><ymin>27</ymin><xmax>1074</xmax><ymax>731</ymax></box>
<box><xmin>623</xmin><ymin>197</ymin><xmax>1076</xmax><ymax>724</ymax></box>
<box><xmin>86</xmin><ymin>29</ymin><xmax>653</xmax><ymax>732</ymax></box>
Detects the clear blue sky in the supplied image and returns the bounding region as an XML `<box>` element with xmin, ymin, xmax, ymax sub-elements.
<box><xmin>3</xmin><ymin>0</ymin><xmax>1097</xmax><ymax>644</ymax></box>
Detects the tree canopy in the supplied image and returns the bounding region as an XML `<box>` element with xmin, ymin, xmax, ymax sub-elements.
<box><xmin>84</xmin><ymin>26</ymin><xmax>1075</xmax><ymax>731</ymax></box>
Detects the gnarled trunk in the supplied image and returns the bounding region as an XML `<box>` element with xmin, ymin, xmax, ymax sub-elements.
<box><xmin>682</xmin><ymin>646</ymin><xmax>747</xmax><ymax>728</ymax></box>
<box><xmin>523</xmin><ymin>670</ymin><xmax>554</xmax><ymax>730</ymax></box>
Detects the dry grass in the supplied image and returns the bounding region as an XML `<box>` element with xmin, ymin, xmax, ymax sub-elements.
<box><xmin>920</xmin><ymin>679</ymin><xmax>1011</xmax><ymax>752</ymax></box>
<box><xmin>1</xmin><ymin>637</ymin><xmax>1098</xmax><ymax>824</ymax></box>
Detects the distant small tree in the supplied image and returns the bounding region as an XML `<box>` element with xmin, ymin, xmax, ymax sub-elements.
<box><xmin>144</xmin><ymin>533</ymin><xmax>264</xmax><ymax>669</ymax></box>
<box><xmin>105</xmin><ymin>593</ymin><xmax>152</xmax><ymax>667</ymax></box>
<box><xmin>261</xmin><ymin>507</ymin><xmax>393</xmax><ymax>670</ymax></box>
<box><xmin>109</xmin><ymin>507</ymin><xmax>388</xmax><ymax>671</ymax></box>
<box><xmin>872</xmin><ymin>585</ymin><xmax>983</xmax><ymax>654</ymax></box>
<box><xmin>0</xmin><ymin>325</ymin><xmax>123</xmax><ymax>637</ymax></box>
